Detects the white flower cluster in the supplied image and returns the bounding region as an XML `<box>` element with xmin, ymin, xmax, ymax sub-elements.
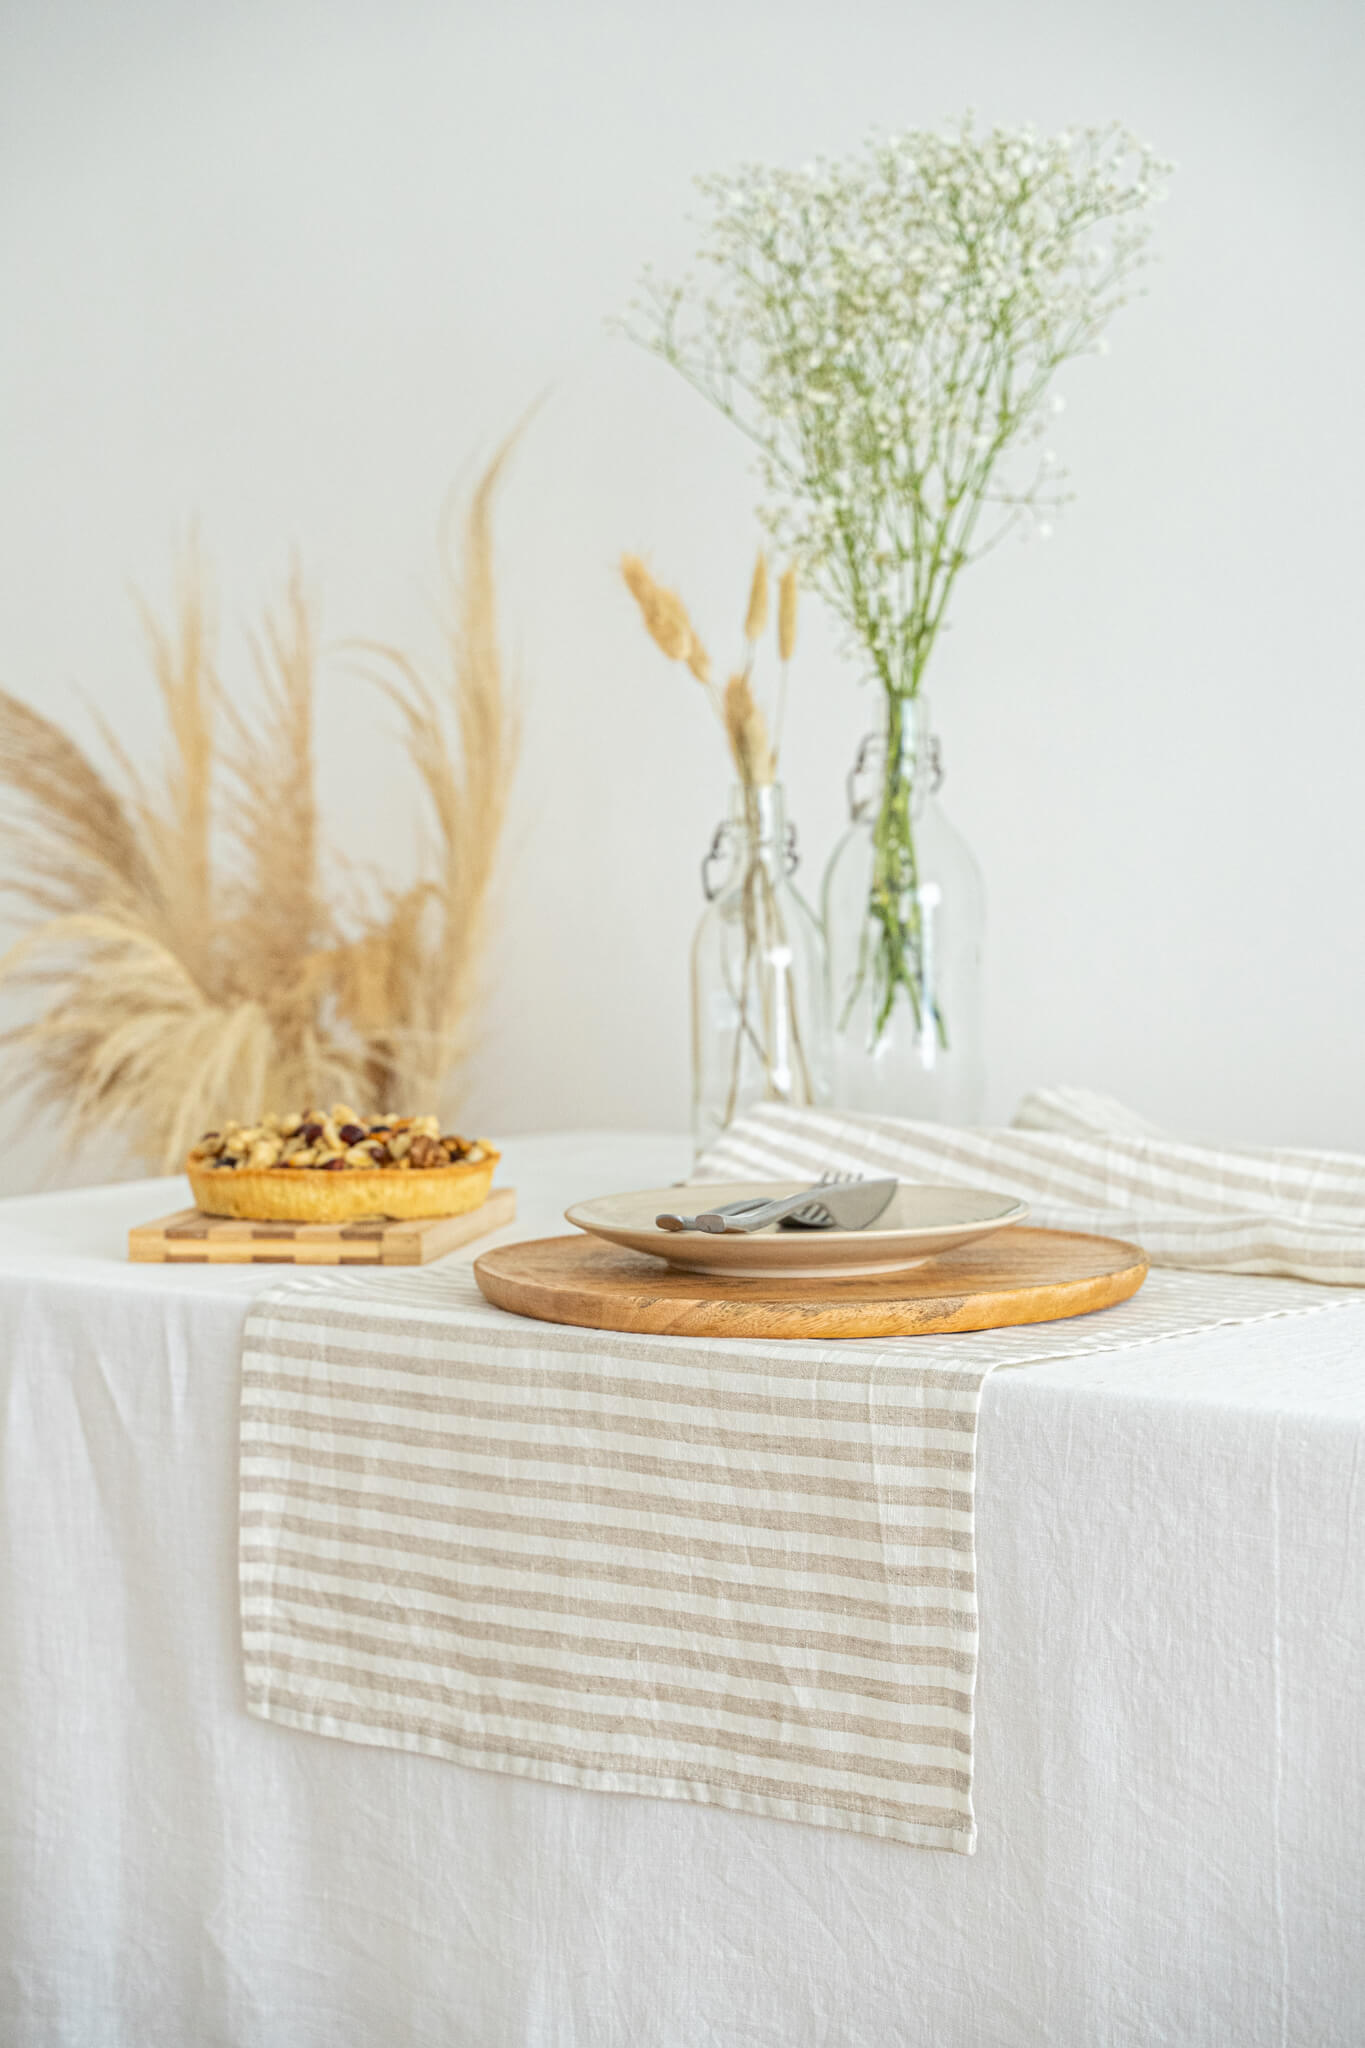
<box><xmin>633</xmin><ymin>118</ymin><xmax>1170</xmax><ymax>696</ymax></box>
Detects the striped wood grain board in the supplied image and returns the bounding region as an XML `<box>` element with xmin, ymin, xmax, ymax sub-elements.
<box><xmin>473</xmin><ymin>1225</ymin><xmax>1149</xmax><ymax>1338</ymax></box>
<box><xmin>129</xmin><ymin>1186</ymin><xmax>516</xmax><ymax>1265</ymax></box>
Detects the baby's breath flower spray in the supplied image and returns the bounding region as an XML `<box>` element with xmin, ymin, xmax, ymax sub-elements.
<box><xmin>632</xmin><ymin>118</ymin><xmax>1169</xmax><ymax>1111</ymax></box>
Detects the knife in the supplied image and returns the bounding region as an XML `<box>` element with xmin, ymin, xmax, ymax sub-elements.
<box><xmin>661</xmin><ymin>1177</ymin><xmax>899</xmax><ymax>1236</ymax></box>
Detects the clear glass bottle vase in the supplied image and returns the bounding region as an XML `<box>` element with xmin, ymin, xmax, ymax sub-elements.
<box><xmin>821</xmin><ymin>698</ymin><xmax>985</xmax><ymax>1123</ymax></box>
<box><xmin>691</xmin><ymin>782</ymin><xmax>831</xmax><ymax>1152</ymax></box>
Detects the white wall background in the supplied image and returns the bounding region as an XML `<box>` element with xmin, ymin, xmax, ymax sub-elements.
<box><xmin>1</xmin><ymin>0</ymin><xmax>1363</xmax><ymax>1191</ymax></box>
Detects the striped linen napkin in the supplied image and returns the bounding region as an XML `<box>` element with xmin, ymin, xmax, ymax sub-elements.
<box><xmin>238</xmin><ymin>1088</ymin><xmax>1360</xmax><ymax>1851</ymax></box>
<box><xmin>693</xmin><ymin>1087</ymin><xmax>1365</xmax><ymax>1286</ymax></box>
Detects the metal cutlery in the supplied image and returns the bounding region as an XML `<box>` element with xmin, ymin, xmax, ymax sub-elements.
<box><xmin>709</xmin><ymin>1175</ymin><xmax>898</xmax><ymax>1235</ymax></box>
<box><xmin>655</xmin><ymin>1172</ymin><xmax>854</xmax><ymax>1236</ymax></box>
<box><xmin>654</xmin><ymin>1194</ymin><xmax>785</xmax><ymax>1235</ymax></box>
<box><xmin>655</xmin><ymin>1174</ymin><xmax>898</xmax><ymax>1237</ymax></box>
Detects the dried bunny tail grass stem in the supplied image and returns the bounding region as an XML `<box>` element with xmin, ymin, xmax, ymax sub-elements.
<box><xmin>724</xmin><ymin>673</ymin><xmax>775</xmax><ymax>788</ymax></box>
<box><xmin>744</xmin><ymin>550</ymin><xmax>769</xmax><ymax>642</ymax></box>
<box><xmin>771</xmin><ymin>562</ymin><xmax>799</xmax><ymax>766</ymax></box>
<box><xmin>620</xmin><ymin>553</ymin><xmax>708</xmax><ymax>671</ymax></box>
<box><xmin>777</xmin><ymin>565</ymin><xmax>798</xmax><ymax>662</ymax></box>
<box><xmin>619</xmin><ymin>552</ymin><xmax>656</xmax><ymax>611</ymax></box>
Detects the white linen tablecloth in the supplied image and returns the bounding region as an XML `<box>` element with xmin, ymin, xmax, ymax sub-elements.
<box><xmin>2</xmin><ymin>1131</ymin><xmax>1364</xmax><ymax>2046</ymax></box>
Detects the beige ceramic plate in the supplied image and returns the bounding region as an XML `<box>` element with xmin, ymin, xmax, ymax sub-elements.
<box><xmin>564</xmin><ymin>1181</ymin><xmax>1030</xmax><ymax>1279</ymax></box>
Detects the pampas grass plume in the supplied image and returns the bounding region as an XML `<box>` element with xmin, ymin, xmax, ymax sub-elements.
<box><xmin>0</xmin><ymin>445</ymin><xmax>521</xmax><ymax>1172</ymax></box>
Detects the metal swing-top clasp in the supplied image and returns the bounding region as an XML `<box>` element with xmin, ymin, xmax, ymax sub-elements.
<box><xmin>702</xmin><ymin>817</ymin><xmax>800</xmax><ymax>902</ymax></box>
<box><xmin>846</xmin><ymin>730</ymin><xmax>944</xmax><ymax>821</ymax></box>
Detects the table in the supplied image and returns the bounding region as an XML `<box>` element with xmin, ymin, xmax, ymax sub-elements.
<box><xmin>2</xmin><ymin>1132</ymin><xmax>1363</xmax><ymax>2046</ymax></box>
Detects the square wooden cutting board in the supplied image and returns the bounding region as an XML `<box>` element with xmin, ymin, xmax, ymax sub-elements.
<box><xmin>129</xmin><ymin>1186</ymin><xmax>517</xmax><ymax>1265</ymax></box>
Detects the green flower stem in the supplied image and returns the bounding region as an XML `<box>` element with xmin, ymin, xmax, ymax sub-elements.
<box><xmin>852</xmin><ymin>694</ymin><xmax>945</xmax><ymax>1053</ymax></box>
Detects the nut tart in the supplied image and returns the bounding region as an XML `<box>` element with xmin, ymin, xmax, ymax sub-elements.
<box><xmin>186</xmin><ymin>1107</ymin><xmax>499</xmax><ymax>1223</ymax></box>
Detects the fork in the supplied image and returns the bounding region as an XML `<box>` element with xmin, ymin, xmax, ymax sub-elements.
<box><xmin>775</xmin><ymin>1171</ymin><xmax>864</xmax><ymax>1231</ymax></box>
<box><xmin>702</xmin><ymin>1171</ymin><xmax>860</xmax><ymax>1235</ymax></box>
<box><xmin>655</xmin><ymin>1172</ymin><xmax>859</xmax><ymax>1236</ymax></box>
<box><xmin>653</xmin><ymin>1194</ymin><xmax>787</xmax><ymax>1236</ymax></box>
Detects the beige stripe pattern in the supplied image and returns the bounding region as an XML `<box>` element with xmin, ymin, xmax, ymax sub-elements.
<box><xmin>240</xmin><ymin>1176</ymin><xmax>1353</xmax><ymax>1850</ymax></box>
<box><xmin>693</xmin><ymin>1089</ymin><xmax>1365</xmax><ymax>1286</ymax></box>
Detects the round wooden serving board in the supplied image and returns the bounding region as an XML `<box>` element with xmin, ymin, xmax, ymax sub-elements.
<box><xmin>473</xmin><ymin>1225</ymin><xmax>1149</xmax><ymax>1340</ymax></box>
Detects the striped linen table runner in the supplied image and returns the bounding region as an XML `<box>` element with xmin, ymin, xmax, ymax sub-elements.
<box><xmin>694</xmin><ymin>1089</ymin><xmax>1365</xmax><ymax>1286</ymax></box>
<box><xmin>240</xmin><ymin>1243</ymin><xmax>1351</xmax><ymax>1852</ymax></box>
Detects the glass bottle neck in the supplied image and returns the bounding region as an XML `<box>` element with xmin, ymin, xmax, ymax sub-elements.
<box><xmin>729</xmin><ymin>780</ymin><xmax>786</xmax><ymax>850</ymax></box>
<box><xmin>700</xmin><ymin>781</ymin><xmax>794</xmax><ymax>902</ymax></box>
<box><xmin>883</xmin><ymin>695</ymin><xmax>936</xmax><ymax>781</ymax></box>
<box><xmin>847</xmin><ymin>702</ymin><xmax>941</xmax><ymax>825</ymax></box>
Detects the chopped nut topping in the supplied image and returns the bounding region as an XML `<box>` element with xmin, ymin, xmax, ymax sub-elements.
<box><xmin>189</xmin><ymin>1112</ymin><xmax>492</xmax><ymax>1173</ymax></box>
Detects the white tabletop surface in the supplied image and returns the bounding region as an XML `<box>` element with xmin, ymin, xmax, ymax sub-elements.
<box><xmin>4</xmin><ymin>1127</ymin><xmax>1361</xmax><ymax>1422</ymax></box>
<box><xmin>0</xmin><ymin>1130</ymin><xmax>695</xmax><ymax>1296</ymax></box>
<box><xmin>2</xmin><ymin>1130</ymin><xmax>1363</xmax><ymax>2047</ymax></box>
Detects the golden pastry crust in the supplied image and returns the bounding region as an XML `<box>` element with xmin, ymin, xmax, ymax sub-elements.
<box><xmin>187</xmin><ymin>1149</ymin><xmax>499</xmax><ymax>1222</ymax></box>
